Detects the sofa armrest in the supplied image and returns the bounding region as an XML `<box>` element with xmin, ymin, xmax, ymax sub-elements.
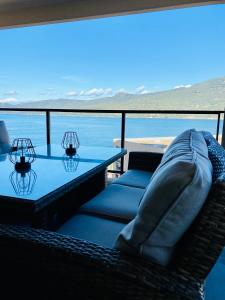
<box><xmin>128</xmin><ymin>151</ymin><xmax>163</xmax><ymax>172</ymax></box>
<box><xmin>0</xmin><ymin>224</ymin><xmax>201</xmax><ymax>300</ymax></box>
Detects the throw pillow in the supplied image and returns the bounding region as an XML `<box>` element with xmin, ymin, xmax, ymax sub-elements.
<box><xmin>202</xmin><ymin>131</ymin><xmax>225</xmax><ymax>182</ymax></box>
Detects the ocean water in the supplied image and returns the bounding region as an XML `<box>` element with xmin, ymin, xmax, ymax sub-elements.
<box><xmin>0</xmin><ymin>113</ymin><xmax>222</xmax><ymax>146</ymax></box>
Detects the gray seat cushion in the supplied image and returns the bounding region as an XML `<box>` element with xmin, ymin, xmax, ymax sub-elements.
<box><xmin>115</xmin><ymin>129</ymin><xmax>212</xmax><ymax>266</ymax></box>
<box><xmin>57</xmin><ymin>213</ymin><xmax>125</xmax><ymax>248</ymax></box>
<box><xmin>79</xmin><ymin>183</ymin><xmax>144</xmax><ymax>221</ymax></box>
<box><xmin>112</xmin><ymin>169</ymin><xmax>153</xmax><ymax>189</ymax></box>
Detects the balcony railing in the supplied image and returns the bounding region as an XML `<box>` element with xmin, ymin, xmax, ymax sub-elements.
<box><xmin>0</xmin><ymin>108</ymin><xmax>224</xmax><ymax>173</ymax></box>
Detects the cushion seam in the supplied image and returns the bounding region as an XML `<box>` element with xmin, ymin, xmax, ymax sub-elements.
<box><xmin>111</xmin><ymin>182</ymin><xmax>146</xmax><ymax>189</ymax></box>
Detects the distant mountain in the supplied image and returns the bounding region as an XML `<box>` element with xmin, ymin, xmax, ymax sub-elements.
<box><xmin>1</xmin><ymin>77</ymin><xmax>225</xmax><ymax>115</ymax></box>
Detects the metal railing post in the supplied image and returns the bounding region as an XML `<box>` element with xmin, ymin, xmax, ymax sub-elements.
<box><xmin>120</xmin><ymin>112</ymin><xmax>126</xmax><ymax>173</ymax></box>
<box><xmin>221</xmin><ymin>110</ymin><xmax>225</xmax><ymax>148</ymax></box>
<box><xmin>216</xmin><ymin>113</ymin><xmax>221</xmax><ymax>142</ymax></box>
<box><xmin>46</xmin><ymin>110</ymin><xmax>51</xmax><ymax>145</ymax></box>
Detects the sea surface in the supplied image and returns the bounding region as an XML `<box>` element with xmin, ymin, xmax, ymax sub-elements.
<box><xmin>0</xmin><ymin>113</ymin><xmax>222</xmax><ymax>146</ymax></box>
<box><xmin>0</xmin><ymin>112</ymin><xmax>224</xmax><ymax>299</ymax></box>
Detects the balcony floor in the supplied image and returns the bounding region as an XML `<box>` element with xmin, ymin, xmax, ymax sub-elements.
<box><xmin>205</xmin><ymin>248</ymin><xmax>225</xmax><ymax>299</ymax></box>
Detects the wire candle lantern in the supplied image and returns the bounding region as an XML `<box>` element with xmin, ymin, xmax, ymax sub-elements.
<box><xmin>9</xmin><ymin>138</ymin><xmax>36</xmax><ymax>172</ymax></box>
<box><xmin>61</xmin><ymin>131</ymin><xmax>80</xmax><ymax>156</ymax></box>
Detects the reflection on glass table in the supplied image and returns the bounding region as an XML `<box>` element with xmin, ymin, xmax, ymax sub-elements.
<box><xmin>0</xmin><ymin>144</ymin><xmax>126</xmax><ymax>228</ymax></box>
<box><xmin>9</xmin><ymin>169</ymin><xmax>37</xmax><ymax>196</ymax></box>
<box><xmin>0</xmin><ymin>144</ymin><xmax>126</xmax><ymax>201</ymax></box>
<box><xmin>62</xmin><ymin>154</ymin><xmax>80</xmax><ymax>172</ymax></box>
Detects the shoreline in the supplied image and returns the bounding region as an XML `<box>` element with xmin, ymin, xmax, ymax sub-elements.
<box><xmin>0</xmin><ymin>111</ymin><xmax>222</xmax><ymax>120</ymax></box>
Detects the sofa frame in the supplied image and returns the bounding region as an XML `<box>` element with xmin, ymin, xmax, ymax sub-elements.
<box><xmin>0</xmin><ymin>142</ymin><xmax>225</xmax><ymax>299</ymax></box>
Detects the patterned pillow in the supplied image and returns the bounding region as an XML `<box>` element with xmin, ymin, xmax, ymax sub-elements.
<box><xmin>202</xmin><ymin>131</ymin><xmax>225</xmax><ymax>182</ymax></box>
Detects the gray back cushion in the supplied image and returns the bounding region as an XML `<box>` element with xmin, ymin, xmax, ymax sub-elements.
<box><xmin>115</xmin><ymin>129</ymin><xmax>212</xmax><ymax>266</ymax></box>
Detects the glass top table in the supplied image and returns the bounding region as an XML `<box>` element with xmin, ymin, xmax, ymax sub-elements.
<box><xmin>0</xmin><ymin>144</ymin><xmax>126</xmax><ymax>214</ymax></box>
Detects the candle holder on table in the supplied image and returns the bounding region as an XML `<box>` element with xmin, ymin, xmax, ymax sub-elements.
<box><xmin>61</xmin><ymin>131</ymin><xmax>80</xmax><ymax>156</ymax></box>
<box><xmin>9</xmin><ymin>138</ymin><xmax>36</xmax><ymax>172</ymax></box>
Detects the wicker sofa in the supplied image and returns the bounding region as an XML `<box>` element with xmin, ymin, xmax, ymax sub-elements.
<box><xmin>1</xmin><ymin>132</ymin><xmax>225</xmax><ymax>300</ymax></box>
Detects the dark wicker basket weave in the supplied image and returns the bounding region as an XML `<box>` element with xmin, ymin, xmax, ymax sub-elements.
<box><xmin>0</xmin><ymin>180</ymin><xmax>225</xmax><ymax>300</ymax></box>
<box><xmin>1</xmin><ymin>133</ymin><xmax>225</xmax><ymax>300</ymax></box>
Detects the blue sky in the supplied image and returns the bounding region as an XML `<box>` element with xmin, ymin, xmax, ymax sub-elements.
<box><xmin>0</xmin><ymin>3</ymin><xmax>225</xmax><ymax>103</ymax></box>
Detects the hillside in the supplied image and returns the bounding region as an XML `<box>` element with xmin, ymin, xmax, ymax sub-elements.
<box><xmin>1</xmin><ymin>76</ymin><xmax>225</xmax><ymax>117</ymax></box>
